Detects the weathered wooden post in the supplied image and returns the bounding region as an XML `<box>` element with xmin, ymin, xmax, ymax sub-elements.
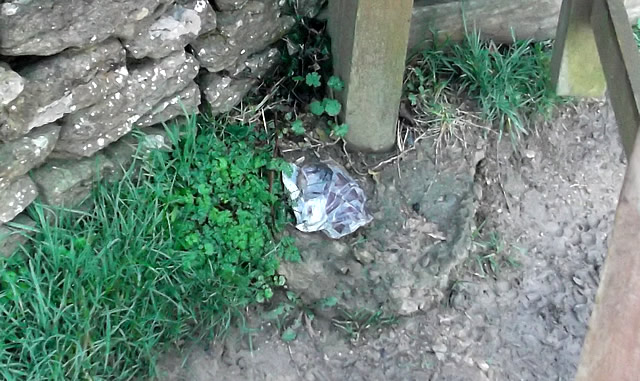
<box><xmin>550</xmin><ymin>0</ymin><xmax>607</xmax><ymax>97</ymax></box>
<box><xmin>550</xmin><ymin>0</ymin><xmax>640</xmax><ymax>379</ymax></box>
<box><xmin>574</xmin><ymin>1</ymin><xmax>640</xmax><ymax>379</ymax></box>
<box><xmin>327</xmin><ymin>0</ymin><xmax>414</xmax><ymax>152</ymax></box>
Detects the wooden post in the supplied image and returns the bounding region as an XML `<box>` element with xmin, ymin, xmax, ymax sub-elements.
<box><xmin>573</xmin><ymin>0</ymin><xmax>640</xmax><ymax>380</ymax></box>
<box><xmin>591</xmin><ymin>0</ymin><xmax>640</xmax><ymax>156</ymax></box>
<box><xmin>550</xmin><ymin>0</ymin><xmax>607</xmax><ymax>97</ymax></box>
<box><xmin>328</xmin><ymin>0</ymin><xmax>413</xmax><ymax>152</ymax></box>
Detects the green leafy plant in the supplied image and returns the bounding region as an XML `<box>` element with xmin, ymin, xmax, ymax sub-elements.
<box><xmin>257</xmin><ymin>16</ymin><xmax>349</xmax><ymax>140</ymax></box>
<box><xmin>298</xmin><ymin>73</ymin><xmax>348</xmax><ymax>138</ymax></box>
<box><xmin>0</xmin><ymin>115</ymin><xmax>298</xmax><ymax>380</ymax></box>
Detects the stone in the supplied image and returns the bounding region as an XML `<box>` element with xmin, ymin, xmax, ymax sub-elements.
<box><xmin>0</xmin><ymin>123</ymin><xmax>61</xmax><ymax>191</ymax></box>
<box><xmin>103</xmin><ymin>127</ymin><xmax>171</xmax><ymax>179</ymax></box>
<box><xmin>292</xmin><ymin>0</ymin><xmax>326</xmax><ymax>18</ymax></box>
<box><xmin>56</xmin><ymin>52</ymin><xmax>199</xmax><ymax>157</ymax></box>
<box><xmin>0</xmin><ymin>64</ymin><xmax>24</xmax><ymax>106</ymax></box>
<box><xmin>354</xmin><ymin>249</ymin><xmax>375</xmax><ymax>264</ymax></box>
<box><xmin>227</xmin><ymin>47</ymin><xmax>280</xmax><ymax>77</ymax></box>
<box><xmin>201</xmin><ymin>73</ymin><xmax>254</xmax><ymax>114</ymax></box>
<box><xmin>30</xmin><ymin>154</ymin><xmax>114</xmax><ymax>207</ymax></box>
<box><xmin>0</xmin><ymin>40</ymin><xmax>127</xmax><ymax>141</ymax></box>
<box><xmin>0</xmin><ymin>176</ymin><xmax>38</xmax><ymax>225</ymax></box>
<box><xmin>200</xmin><ymin>48</ymin><xmax>280</xmax><ymax>113</ymax></box>
<box><xmin>409</xmin><ymin>0</ymin><xmax>640</xmax><ymax>50</ymax></box>
<box><xmin>191</xmin><ymin>0</ymin><xmax>294</xmax><ymax>72</ymax></box>
<box><xmin>0</xmin><ymin>0</ymin><xmax>173</xmax><ymax>56</ymax></box>
<box><xmin>0</xmin><ymin>214</ymin><xmax>35</xmax><ymax>257</ymax></box>
<box><xmin>123</xmin><ymin>0</ymin><xmax>217</xmax><ymax>59</ymax></box>
<box><xmin>137</xmin><ymin>82</ymin><xmax>201</xmax><ymax>127</ymax></box>
<box><xmin>213</xmin><ymin>0</ymin><xmax>249</xmax><ymax>11</ymax></box>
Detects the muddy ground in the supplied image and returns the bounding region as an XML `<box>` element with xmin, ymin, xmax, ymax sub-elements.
<box><xmin>158</xmin><ymin>100</ymin><xmax>624</xmax><ymax>381</ymax></box>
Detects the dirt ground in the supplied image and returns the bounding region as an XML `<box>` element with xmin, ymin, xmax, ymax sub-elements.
<box><xmin>157</xmin><ymin>99</ymin><xmax>625</xmax><ymax>381</ymax></box>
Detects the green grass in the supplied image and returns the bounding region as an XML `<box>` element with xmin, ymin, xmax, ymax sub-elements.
<box><xmin>0</xmin><ymin>115</ymin><xmax>298</xmax><ymax>380</ymax></box>
<box><xmin>406</xmin><ymin>30</ymin><xmax>562</xmax><ymax>145</ymax></box>
<box><xmin>471</xmin><ymin>230</ymin><xmax>521</xmax><ymax>279</ymax></box>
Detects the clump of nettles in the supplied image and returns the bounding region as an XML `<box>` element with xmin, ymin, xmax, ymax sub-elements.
<box><xmin>0</xmin><ymin>115</ymin><xmax>299</xmax><ymax>380</ymax></box>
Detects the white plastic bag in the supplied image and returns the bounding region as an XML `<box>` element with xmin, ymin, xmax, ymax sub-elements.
<box><xmin>282</xmin><ymin>160</ymin><xmax>373</xmax><ymax>239</ymax></box>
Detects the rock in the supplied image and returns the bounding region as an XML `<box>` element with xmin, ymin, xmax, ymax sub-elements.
<box><xmin>0</xmin><ymin>40</ymin><xmax>127</xmax><ymax>141</ymax></box>
<box><xmin>103</xmin><ymin>128</ymin><xmax>171</xmax><ymax>179</ymax></box>
<box><xmin>200</xmin><ymin>48</ymin><xmax>280</xmax><ymax>113</ymax></box>
<box><xmin>56</xmin><ymin>52</ymin><xmax>199</xmax><ymax>157</ymax></box>
<box><xmin>292</xmin><ymin>0</ymin><xmax>326</xmax><ymax>18</ymax></box>
<box><xmin>0</xmin><ymin>0</ymin><xmax>173</xmax><ymax>56</ymax></box>
<box><xmin>213</xmin><ymin>0</ymin><xmax>249</xmax><ymax>11</ymax></box>
<box><xmin>200</xmin><ymin>74</ymin><xmax>254</xmax><ymax>114</ymax></box>
<box><xmin>477</xmin><ymin>360</ymin><xmax>490</xmax><ymax>372</ymax></box>
<box><xmin>137</xmin><ymin>82</ymin><xmax>201</xmax><ymax>127</ymax></box>
<box><xmin>102</xmin><ymin>135</ymin><xmax>139</xmax><ymax>179</ymax></box>
<box><xmin>30</xmin><ymin>154</ymin><xmax>114</xmax><ymax>207</ymax></box>
<box><xmin>0</xmin><ymin>64</ymin><xmax>24</xmax><ymax>106</ymax></box>
<box><xmin>0</xmin><ymin>123</ymin><xmax>61</xmax><ymax>190</ymax></box>
<box><xmin>227</xmin><ymin>47</ymin><xmax>281</xmax><ymax>77</ymax></box>
<box><xmin>0</xmin><ymin>176</ymin><xmax>38</xmax><ymax>225</ymax></box>
<box><xmin>0</xmin><ymin>214</ymin><xmax>35</xmax><ymax>257</ymax></box>
<box><xmin>123</xmin><ymin>0</ymin><xmax>217</xmax><ymax>59</ymax></box>
<box><xmin>191</xmin><ymin>0</ymin><xmax>294</xmax><ymax>72</ymax></box>
<box><xmin>354</xmin><ymin>249</ymin><xmax>375</xmax><ymax>264</ymax></box>
<box><xmin>432</xmin><ymin>342</ymin><xmax>448</xmax><ymax>353</ymax></box>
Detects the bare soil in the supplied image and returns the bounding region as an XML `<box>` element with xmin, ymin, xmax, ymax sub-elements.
<box><xmin>158</xmin><ymin>100</ymin><xmax>624</xmax><ymax>381</ymax></box>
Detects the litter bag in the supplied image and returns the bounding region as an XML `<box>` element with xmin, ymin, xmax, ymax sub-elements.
<box><xmin>282</xmin><ymin>160</ymin><xmax>373</xmax><ymax>239</ymax></box>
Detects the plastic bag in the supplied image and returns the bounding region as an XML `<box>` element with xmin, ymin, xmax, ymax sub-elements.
<box><xmin>282</xmin><ymin>160</ymin><xmax>373</xmax><ymax>239</ymax></box>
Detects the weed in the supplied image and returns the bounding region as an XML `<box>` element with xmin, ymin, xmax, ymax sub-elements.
<box><xmin>0</xmin><ymin>115</ymin><xmax>298</xmax><ymax>380</ymax></box>
<box><xmin>406</xmin><ymin>29</ymin><xmax>562</xmax><ymax>146</ymax></box>
<box><xmin>256</xmin><ymin>15</ymin><xmax>348</xmax><ymax>139</ymax></box>
<box><xmin>472</xmin><ymin>230</ymin><xmax>521</xmax><ymax>278</ymax></box>
<box><xmin>264</xmin><ymin>291</ymin><xmax>340</xmax><ymax>343</ymax></box>
<box><xmin>332</xmin><ymin>309</ymin><xmax>396</xmax><ymax>341</ymax></box>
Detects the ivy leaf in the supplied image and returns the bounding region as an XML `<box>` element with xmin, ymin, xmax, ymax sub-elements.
<box><xmin>310</xmin><ymin>100</ymin><xmax>325</xmax><ymax>116</ymax></box>
<box><xmin>332</xmin><ymin>123</ymin><xmax>349</xmax><ymax>138</ymax></box>
<box><xmin>323</xmin><ymin>99</ymin><xmax>342</xmax><ymax>117</ymax></box>
<box><xmin>327</xmin><ymin>76</ymin><xmax>344</xmax><ymax>91</ymax></box>
<box><xmin>305</xmin><ymin>72</ymin><xmax>322</xmax><ymax>87</ymax></box>
<box><xmin>291</xmin><ymin>120</ymin><xmax>305</xmax><ymax>135</ymax></box>
<box><xmin>281</xmin><ymin>327</ymin><xmax>297</xmax><ymax>342</ymax></box>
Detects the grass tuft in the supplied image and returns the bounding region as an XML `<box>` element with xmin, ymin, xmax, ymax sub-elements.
<box><xmin>0</xmin><ymin>115</ymin><xmax>298</xmax><ymax>380</ymax></box>
<box><xmin>406</xmin><ymin>30</ymin><xmax>562</xmax><ymax>146</ymax></box>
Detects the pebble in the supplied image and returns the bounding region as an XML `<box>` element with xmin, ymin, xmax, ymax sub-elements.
<box><xmin>432</xmin><ymin>342</ymin><xmax>447</xmax><ymax>353</ymax></box>
<box><xmin>477</xmin><ymin>360</ymin><xmax>490</xmax><ymax>372</ymax></box>
<box><xmin>354</xmin><ymin>249</ymin><xmax>374</xmax><ymax>264</ymax></box>
<box><xmin>580</xmin><ymin>232</ymin><xmax>596</xmax><ymax>246</ymax></box>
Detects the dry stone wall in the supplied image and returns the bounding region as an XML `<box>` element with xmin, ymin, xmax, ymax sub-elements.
<box><xmin>0</xmin><ymin>0</ymin><xmax>321</xmax><ymax>255</ymax></box>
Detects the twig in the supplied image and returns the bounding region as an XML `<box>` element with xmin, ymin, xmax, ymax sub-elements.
<box><xmin>368</xmin><ymin>131</ymin><xmax>428</xmax><ymax>172</ymax></box>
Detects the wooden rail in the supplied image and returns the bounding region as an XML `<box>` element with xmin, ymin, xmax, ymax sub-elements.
<box><xmin>551</xmin><ymin>0</ymin><xmax>640</xmax><ymax>380</ymax></box>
